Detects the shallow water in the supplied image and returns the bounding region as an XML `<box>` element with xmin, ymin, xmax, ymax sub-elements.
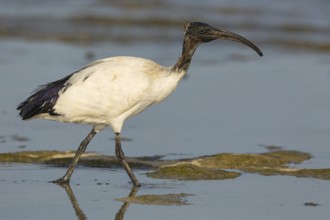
<box><xmin>0</xmin><ymin>0</ymin><xmax>330</xmax><ymax>219</ymax></box>
<box><xmin>1</xmin><ymin>164</ymin><xmax>329</xmax><ymax>220</ymax></box>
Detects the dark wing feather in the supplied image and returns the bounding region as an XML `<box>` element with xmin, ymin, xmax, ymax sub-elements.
<box><xmin>17</xmin><ymin>74</ymin><xmax>73</xmax><ymax>120</ymax></box>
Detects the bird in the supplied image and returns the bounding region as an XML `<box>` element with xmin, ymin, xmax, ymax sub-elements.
<box><xmin>17</xmin><ymin>22</ymin><xmax>263</xmax><ymax>187</ymax></box>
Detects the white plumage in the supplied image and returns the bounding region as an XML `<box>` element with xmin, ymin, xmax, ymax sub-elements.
<box><xmin>17</xmin><ymin>22</ymin><xmax>262</xmax><ymax>187</ymax></box>
<box><xmin>40</xmin><ymin>56</ymin><xmax>185</xmax><ymax>133</ymax></box>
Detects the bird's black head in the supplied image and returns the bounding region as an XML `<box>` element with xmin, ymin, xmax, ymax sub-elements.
<box><xmin>184</xmin><ymin>22</ymin><xmax>263</xmax><ymax>56</ymax></box>
<box><xmin>172</xmin><ymin>21</ymin><xmax>263</xmax><ymax>72</ymax></box>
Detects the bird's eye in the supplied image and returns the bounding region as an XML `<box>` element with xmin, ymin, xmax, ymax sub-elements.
<box><xmin>199</xmin><ymin>29</ymin><xmax>207</xmax><ymax>34</ymax></box>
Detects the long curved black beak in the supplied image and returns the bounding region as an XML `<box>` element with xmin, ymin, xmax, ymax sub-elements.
<box><xmin>210</xmin><ymin>28</ymin><xmax>263</xmax><ymax>57</ymax></box>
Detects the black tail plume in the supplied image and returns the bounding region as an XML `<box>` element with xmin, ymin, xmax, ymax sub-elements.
<box><xmin>17</xmin><ymin>74</ymin><xmax>72</xmax><ymax>120</ymax></box>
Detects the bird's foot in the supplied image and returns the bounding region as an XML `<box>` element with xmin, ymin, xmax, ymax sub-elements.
<box><xmin>50</xmin><ymin>177</ymin><xmax>70</xmax><ymax>185</ymax></box>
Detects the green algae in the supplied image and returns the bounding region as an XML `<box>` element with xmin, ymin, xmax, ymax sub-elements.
<box><xmin>45</xmin><ymin>155</ymin><xmax>158</xmax><ymax>169</ymax></box>
<box><xmin>146</xmin><ymin>150</ymin><xmax>330</xmax><ymax>181</ymax></box>
<box><xmin>0</xmin><ymin>150</ymin><xmax>168</xmax><ymax>169</ymax></box>
<box><xmin>148</xmin><ymin>150</ymin><xmax>330</xmax><ymax>180</ymax></box>
<box><xmin>196</xmin><ymin>150</ymin><xmax>312</xmax><ymax>169</ymax></box>
<box><xmin>282</xmin><ymin>168</ymin><xmax>330</xmax><ymax>180</ymax></box>
<box><xmin>0</xmin><ymin>151</ymin><xmax>73</xmax><ymax>163</ymax></box>
<box><xmin>147</xmin><ymin>164</ymin><xmax>241</xmax><ymax>180</ymax></box>
<box><xmin>144</xmin><ymin>153</ymin><xmax>327</xmax><ymax>180</ymax></box>
<box><xmin>116</xmin><ymin>193</ymin><xmax>192</xmax><ymax>206</ymax></box>
<box><xmin>0</xmin><ymin>149</ymin><xmax>329</xmax><ymax>181</ymax></box>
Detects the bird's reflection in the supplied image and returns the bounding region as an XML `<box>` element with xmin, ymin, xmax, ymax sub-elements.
<box><xmin>55</xmin><ymin>183</ymin><xmax>139</xmax><ymax>220</ymax></box>
<box><xmin>114</xmin><ymin>186</ymin><xmax>138</xmax><ymax>220</ymax></box>
<box><xmin>58</xmin><ymin>183</ymin><xmax>87</xmax><ymax>220</ymax></box>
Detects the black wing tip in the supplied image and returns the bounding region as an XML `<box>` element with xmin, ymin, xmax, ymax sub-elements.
<box><xmin>16</xmin><ymin>101</ymin><xmax>36</xmax><ymax>120</ymax></box>
<box><xmin>16</xmin><ymin>90</ymin><xmax>56</xmax><ymax>120</ymax></box>
<box><xmin>16</xmin><ymin>73</ymin><xmax>73</xmax><ymax>121</ymax></box>
<box><xmin>17</xmin><ymin>102</ymin><xmax>26</xmax><ymax>119</ymax></box>
<box><xmin>16</xmin><ymin>98</ymin><xmax>60</xmax><ymax>120</ymax></box>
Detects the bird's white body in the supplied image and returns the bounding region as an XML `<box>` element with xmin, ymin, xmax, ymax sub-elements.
<box><xmin>36</xmin><ymin>56</ymin><xmax>185</xmax><ymax>132</ymax></box>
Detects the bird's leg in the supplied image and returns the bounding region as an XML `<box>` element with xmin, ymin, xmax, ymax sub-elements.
<box><xmin>115</xmin><ymin>132</ymin><xmax>141</xmax><ymax>187</ymax></box>
<box><xmin>52</xmin><ymin>129</ymin><xmax>97</xmax><ymax>184</ymax></box>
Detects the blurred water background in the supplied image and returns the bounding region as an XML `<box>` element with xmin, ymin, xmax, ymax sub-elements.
<box><xmin>0</xmin><ymin>0</ymin><xmax>330</xmax><ymax>219</ymax></box>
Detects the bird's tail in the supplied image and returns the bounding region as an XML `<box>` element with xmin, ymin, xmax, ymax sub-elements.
<box><xmin>17</xmin><ymin>74</ymin><xmax>72</xmax><ymax>120</ymax></box>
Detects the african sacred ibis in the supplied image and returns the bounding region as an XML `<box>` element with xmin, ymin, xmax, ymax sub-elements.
<box><xmin>17</xmin><ymin>22</ymin><xmax>263</xmax><ymax>187</ymax></box>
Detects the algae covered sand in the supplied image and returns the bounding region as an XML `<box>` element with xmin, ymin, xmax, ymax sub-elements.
<box><xmin>117</xmin><ymin>192</ymin><xmax>192</xmax><ymax>206</ymax></box>
<box><xmin>148</xmin><ymin>150</ymin><xmax>330</xmax><ymax>180</ymax></box>
<box><xmin>0</xmin><ymin>148</ymin><xmax>329</xmax><ymax>181</ymax></box>
<box><xmin>147</xmin><ymin>164</ymin><xmax>241</xmax><ymax>180</ymax></box>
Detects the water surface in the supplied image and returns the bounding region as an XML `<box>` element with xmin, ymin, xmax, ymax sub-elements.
<box><xmin>0</xmin><ymin>0</ymin><xmax>329</xmax><ymax>219</ymax></box>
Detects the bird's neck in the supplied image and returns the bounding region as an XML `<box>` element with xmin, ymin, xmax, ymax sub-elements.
<box><xmin>171</xmin><ymin>35</ymin><xmax>200</xmax><ymax>73</ymax></box>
